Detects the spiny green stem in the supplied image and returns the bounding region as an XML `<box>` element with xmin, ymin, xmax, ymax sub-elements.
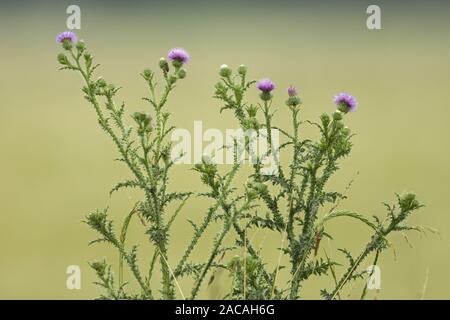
<box><xmin>191</xmin><ymin>215</ymin><xmax>234</xmax><ymax>299</ymax></box>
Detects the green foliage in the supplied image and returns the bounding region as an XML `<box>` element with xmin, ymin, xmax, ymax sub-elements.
<box><xmin>57</xmin><ymin>40</ymin><xmax>424</xmax><ymax>300</ymax></box>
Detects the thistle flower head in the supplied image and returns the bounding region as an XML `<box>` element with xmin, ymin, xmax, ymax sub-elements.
<box><xmin>257</xmin><ymin>79</ymin><xmax>275</xmax><ymax>93</ymax></box>
<box><xmin>56</xmin><ymin>31</ymin><xmax>78</xmax><ymax>43</ymax></box>
<box><xmin>168</xmin><ymin>48</ymin><xmax>190</xmax><ymax>65</ymax></box>
<box><xmin>334</xmin><ymin>93</ymin><xmax>357</xmax><ymax>113</ymax></box>
<box><xmin>287</xmin><ymin>86</ymin><xmax>297</xmax><ymax>97</ymax></box>
<box><xmin>285</xmin><ymin>86</ymin><xmax>301</xmax><ymax>107</ymax></box>
<box><xmin>257</xmin><ymin>79</ymin><xmax>275</xmax><ymax>101</ymax></box>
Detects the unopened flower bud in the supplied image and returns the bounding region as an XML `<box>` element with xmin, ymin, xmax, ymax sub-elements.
<box><xmin>341</xmin><ymin>127</ymin><xmax>351</xmax><ymax>136</ymax></box>
<box><xmin>132</xmin><ymin>112</ymin><xmax>146</xmax><ymax>123</ymax></box>
<box><xmin>332</xmin><ymin>110</ymin><xmax>343</xmax><ymax>121</ymax></box>
<box><xmin>76</xmin><ymin>41</ymin><xmax>86</xmax><ymax>52</ymax></box>
<box><xmin>399</xmin><ymin>193</ymin><xmax>420</xmax><ymax>211</ymax></box>
<box><xmin>219</xmin><ymin>64</ymin><xmax>232</xmax><ymax>77</ymax></box>
<box><xmin>169</xmin><ymin>75</ymin><xmax>177</xmax><ymax>85</ymax></box>
<box><xmin>285</xmin><ymin>86</ymin><xmax>301</xmax><ymax>107</ymax></box>
<box><xmin>132</xmin><ymin>112</ymin><xmax>153</xmax><ymax>134</ymax></box>
<box><xmin>143</xmin><ymin>69</ymin><xmax>152</xmax><ymax>79</ymax></box>
<box><xmin>177</xmin><ymin>68</ymin><xmax>187</xmax><ymax>79</ymax></box>
<box><xmin>159</xmin><ymin>58</ymin><xmax>169</xmax><ymax>72</ymax></box>
<box><xmin>237</xmin><ymin>64</ymin><xmax>247</xmax><ymax>76</ymax></box>
<box><xmin>320</xmin><ymin>113</ymin><xmax>331</xmax><ymax>127</ymax></box>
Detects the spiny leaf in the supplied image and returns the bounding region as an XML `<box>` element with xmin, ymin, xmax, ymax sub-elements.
<box><xmin>110</xmin><ymin>180</ymin><xmax>141</xmax><ymax>196</ymax></box>
<box><xmin>319</xmin><ymin>211</ymin><xmax>378</xmax><ymax>231</ymax></box>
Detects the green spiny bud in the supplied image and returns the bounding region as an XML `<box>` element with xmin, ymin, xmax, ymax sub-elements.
<box><xmin>399</xmin><ymin>193</ymin><xmax>420</xmax><ymax>212</ymax></box>
<box><xmin>341</xmin><ymin>127</ymin><xmax>351</xmax><ymax>137</ymax></box>
<box><xmin>132</xmin><ymin>112</ymin><xmax>146</xmax><ymax>123</ymax></box>
<box><xmin>143</xmin><ymin>68</ymin><xmax>153</xmax><ymax>79</ymax></box>
<box><xmin>90</xmin><ymin>260</ymin><xmax>107</xmax><ymax>276</ymax></box>
<box><xmin>285</xmin><ymin>96</ymin><xmax>301</xmax><ymax>107</ymax></box>
<box><xmin>237</xmin><ymin>64</ymin><xmax>247</xmax><ymax>76</ymax></box>
<box><xmin>132</xmin><ymin>112</ymin><xmax>153</xmax><ymax>134</ymax></box>
<box><xmin>177</xmin><ymin>68</ymin><xmax>187</xmax><ymax>79</ymax></box>
<box><xmin>76</xmin><ymin>41</ymin><xmax>86</xmax><ymax>52</ymax></box>
<box><xmin>159</xmin><ymin>57</ymin><xmax>169</xmax><ymax>72</ymax></box>
<box><xmin>259</xmin><ymin>91</ymin><xmax>272</xmax><ymax>101</ymax></box>
<box><xmin>332</xmin><ymin>110</ymin><xmax>343</xmax><ymax>121</ymax></box>
<box><xmin>320</xmin><ymin>113</ymin><xmax>330</xmax><ymax>127</ymax></box>
<box><xmin>169</xmin><ymin>75</ymin><xmax>177</xmax><ymax>85</ymax></box>
<box><xmin>219</xmin><ymin>64</ymin><xmax>232</xmax><ymax>77</ymax></box>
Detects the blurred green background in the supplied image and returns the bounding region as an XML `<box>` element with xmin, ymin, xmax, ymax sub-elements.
<box><xmin>0</xmin><ymin>0</ymin><xmax>449</xmax><ymax>299</ymax></box>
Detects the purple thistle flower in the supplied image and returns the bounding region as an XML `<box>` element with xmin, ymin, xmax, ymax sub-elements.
<box><xmin>287</xmin><ymin>86</ymin><xmax>297</xmax><ymax>97</ymax></box>
<box><xmin>168</xmin><ymin>48</ymin><xmax>190</xmax><ymax>64</ymax></box>
<box><xmin>257</xmin><ymin>79</ymin><xmax>276</xmax><ymax>93</ymax></box>
<box><xmin>286</xmin><ymin>86</ymin><xmax>301</xmax><ymax>107</ymax></box>
<box><xmin>334</xmin><ymin>93</ymin><xmax>357</xmax><ymax>112</ymax></box>
<box><xmin>56</xmin><ymin>31</ymin><xmax>77</xmax><ymax>43</ymax></box>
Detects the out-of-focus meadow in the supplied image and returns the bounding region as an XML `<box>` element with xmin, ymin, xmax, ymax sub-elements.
<box><xmin>0</xmin><ymin>0</ymin><xmax>449</xmax><ymax>299</ymax></box>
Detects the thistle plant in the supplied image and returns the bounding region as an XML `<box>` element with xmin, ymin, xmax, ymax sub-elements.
<box><xmin>56</xmin><ymin>31</ymin><xmax>424</xmax><ymax>300</ymax></box>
